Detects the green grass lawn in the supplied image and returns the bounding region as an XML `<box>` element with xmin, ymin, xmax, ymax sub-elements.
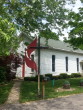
<box><xmin>20</xmin><ymin>77</ymin><xmax>83</xmax><ymax>103</ymax></box>
<box><xmin>0</xmin><ymin>82</ymin><xmax>13</xmax><ymax>104</ymax></box>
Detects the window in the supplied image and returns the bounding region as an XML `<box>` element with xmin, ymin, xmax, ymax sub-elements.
<box><xmin>52</xmin><ymin>55</ymin><xmax>55</xmax><ymax>72</ymax></box>
<box><xmin>65</xmin><ymin>57</ymin><xmax>68</xmax><ymax>72</ymax></box>
<box><xmin>76</xmin><ymin>58</ymin><xmax>79</xmax><ymax>72</ymax></box>
<box><xmin>31</xmin><ymin>55</ymin><xmax>34</xmax><ymax>72</ymax></box>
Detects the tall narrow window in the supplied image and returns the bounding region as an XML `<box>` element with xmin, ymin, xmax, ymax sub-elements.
<box><xmin>76</xmin><ymin>58</ymin><xmax>79</xmax><ymax>72</ymax></box>
<box><xmin>65</xmin><ymin>57</ymin><xmax>68</xmax><ymax>72</ymax></box>
<box><xmin>31</xmin><ymin>55</ymin><xmax>34</xmax><ymax>72</ymax></box>
<box><xmin>52</xmin><ymin>55</ymin><xmax>55</xmax><ymax>72</ymax></box>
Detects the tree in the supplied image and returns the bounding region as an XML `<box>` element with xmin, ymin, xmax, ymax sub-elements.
<box><xmin>0</xmin><ymin>0</ymin><xmax>20</xmax><ymax>56</ymax></box>
<box><xmin>0</xmin><ymin>54</ymin><xmax>22</xmax><ymax>81</ymax></box>
<box><xmin>1</xmin><ymin>0</ymin><xmax>77</xmax><ymax>38</ymax></box>
<box><xmin>0</xmin><ymin>17</ymin><xmax>19</xmax><ymax>56</ymax></box>
<box><xmin>0</xmin><ymin>0</ymin><xmax>79</xmax><ymax>55</ymax></box>
<box><xmin>65</xmin><ymin>7</ymin><xmax>83</xmax><ymax>49</ymax></box>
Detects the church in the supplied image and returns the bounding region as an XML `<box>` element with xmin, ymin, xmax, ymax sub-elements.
<box><xmin>16</xmin><ymin>34</ymin><xmax>83</xmax><ymax>77</ymax></box>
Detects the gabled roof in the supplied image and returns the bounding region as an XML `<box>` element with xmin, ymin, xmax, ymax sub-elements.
<box><xmin>19</xmin><ymin>32</ymin><xmax>83</xmax><ymax>55</ymax></box>
<box><xmin>40</xmin><ymin>37</ymin><xmax>83</xmax><ymax>54</ymax></box>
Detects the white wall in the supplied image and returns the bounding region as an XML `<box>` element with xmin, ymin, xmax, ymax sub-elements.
<box><xmin>16</xmin><ymin>47</ymin><xmax>83</xmax><ymax>77</ymax></box>
<box><xmin>16</xmin><ymin>51</ymin><xmax>37</xmax><ymax>77</ymax></box>
<box><xmin>40</xmin><ymin>49</ymin><xmax>83</xmax><ymax>76</ymax></box>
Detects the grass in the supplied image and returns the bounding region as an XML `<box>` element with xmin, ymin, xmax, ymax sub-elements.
<box><xmin>20</xmin><ymin>77</ymin><xmax>83</xmax><ymax>103</ymax></box>
<box><xmin>0</xmin><ymin>82</ymin><xmax>13</xmax><ymax>104</ymax></box>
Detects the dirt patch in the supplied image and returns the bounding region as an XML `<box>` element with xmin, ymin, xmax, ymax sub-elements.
<box><xmin>56</xmin><ymin>87</ymin><xmax>75</xmax><ymax>92</ymax></box>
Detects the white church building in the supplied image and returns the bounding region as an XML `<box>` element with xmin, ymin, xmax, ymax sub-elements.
<box><xmin>16</xmin><ymin>34</ymin><xmax>83</xmax><ymax>77</ymax></box>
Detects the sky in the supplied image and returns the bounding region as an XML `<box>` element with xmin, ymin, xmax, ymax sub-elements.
<box><xmin>59</xmin><ymin>0</ymin><xmax>83</xmax><ymax>41</ymax></box>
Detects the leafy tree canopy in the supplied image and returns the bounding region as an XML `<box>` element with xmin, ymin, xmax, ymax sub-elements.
<box><xmin>1</xmin><ymin>0</ymin><xmax>77</xmax><ymax>37</ymax></box>
<box><xmin>65</xmin><ymin>7</ymin><xmax>83</xmax><ymax>49</ymax></box>
<box><xmin>0</xmin><ymin>0</ymin><xmax>82</xmax><ymax>55</ymax></box>
<box><xmin>0</xmin><ymin>17</ymin><xmax>19</xmax><ymax>56</ymax></box>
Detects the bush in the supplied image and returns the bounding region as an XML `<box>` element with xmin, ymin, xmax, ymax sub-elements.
<box><xmin>24</xmin><ymin>77</ymin><xmax>36</xmax><ymax>81</ymax></box>
<box><xmin>80</xmin><ymin>79</ymin><xmax>83</xmax><ymax>83</ymax></box>
<box><xmin>59</xmin><ymin>73</ymin><xmax>68</xmax><ymax>79</ymax></box>
<box><xmin>5</xmin><ymin>66</ymin><xmax>12</xmax><ymax>81</ymax></box>
<box><xmin>71</xmin><ymin>73</ymin><xmax>81</xmax><ymax>78</ymax></box>
<box><xmin>80</xmin><ymin>79</ymin><xmax>83</xmax><ymax>86</ymax></box>
<box><xmin>63</xmin><ymin>80</ymin><xmax>70</xmax><ymax>85</ymax></box>
<box><xmin>67</xmin><ymin>75</ymin><xmax>71</xmax><ymax>78</ymax></box>
<box><xmin>45</xmin><ymin>74</ymin><xmax>52</xmax><ymax>80</ymax></box>
<box><xmin>52</xmin><ymin>75</ymin><xmax>59</xmax><ymax>80</ymax></box>
<box><xmin>24</xmin><ymin>75</ymin><xmax>44</xmax><ymax>82</ymax></box>
<box><xmin>63</xmin><ymin>80</ymin><xmax>70</xmax><ymax>89</ymax></box>
<box><xmin>0</xmin><ymin>67</ymin><xmax>6</xmax><ymax>83</ymax></box>
<box><xmin>35</xmin><ymin>75</ymin><xmax>44</xmax><ymax>81</ymax></box>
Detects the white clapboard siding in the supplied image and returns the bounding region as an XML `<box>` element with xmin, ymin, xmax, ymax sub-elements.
<box><xmin>40</xmin><ymin>49</ymin><xmax>83</xmax><ymax>76</ymax></box>
<box><xmin>16</xmin><ymin>39</ymin><xmax>83</xmax><ymax>77</ymax></box>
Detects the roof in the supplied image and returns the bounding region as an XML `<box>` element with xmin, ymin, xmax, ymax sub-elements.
<box><xmin>19</xmin><ymin>32</ymin><xmax>83</xmax><ymax>55</ymax></box>
<box><xmin>40</xmin><ymin>37</ymin><xmax>83</xmax><ymax>55</ymax></box>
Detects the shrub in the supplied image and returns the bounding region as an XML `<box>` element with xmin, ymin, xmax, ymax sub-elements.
<box><xmin>24</xmin><ymin>77</ymin><xmax>30</xmax><ymax>81</ymax></box>
<box><xmin>24</xmin><ymin>75</ymin><xmax>44</xmax><ymax>82</ymax></box>
<box><xmin>5</xmin><ymin>66</ymin><xmax>12</xmax><ymax>81</ymax></box>
<box><xmin>0</xmin><ymin>67</ymin><xmax>6</xmax><ymax>83</ymax></box>
<box><xmin>71</xmin><ymin>73</ymin><xmax>81</xmax><ymax>78</ymax></box>
<box><xmin>24</xmin><ymin>77</ymin><xmax>36</xmax><ymax>81</ymax></box>
<box><xmin>63</xmin><ymin>80</ymin><xmax>70</xmax><ymax>89</ymax></box>
<box><xmin>80</xmin><ymin>79</ymin><xmax>83</xmax><ymax>83</ymax></box>
<box><xmin>52</xmin><ymin>75</ymin><xmax>59</xmax><ymax>80</ymax></box>
<box><xmin>63</xmin><ymin>80</ymin><xmax>70</xmax><ymax>85</ymax></box>
<box><xmin>45</xmin><ymin>74</ymin><xmax>52</xmax><ymax>80</ymax></box>
<box><xmin>35</xmin><ymin>75</ymin><xmax>44</xmax><ymax>81</ymax></box>
<box><xmin>59</xmin><ymin>73</ymin><xmax>68</xmax><ymax>79</ymax></box>
<box><xmin>80</xmin><ymin>79</ymin><xmax>83</xmax><ymax>86</ymax></box>
<box><xmin>67</xmin><ymin>75</ymin><xmax>71</xmax><ymax>78</ymax></box>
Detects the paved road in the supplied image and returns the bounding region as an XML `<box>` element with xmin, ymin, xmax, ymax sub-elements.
<box><xmin>0</xmin><ymin>93</ymin><xmax>83</xmax><ymax>110</ymax></box>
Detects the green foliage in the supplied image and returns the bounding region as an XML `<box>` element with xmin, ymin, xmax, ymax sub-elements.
<box><xmin>80</xmin><ymin>79</ymin><xmax>83</xmax><ymax>86</ymax></box>
<box><xmin>35</xmin><ymin>75</ymin><xmax>44</xmax><ymax>81</ymax></box>
<box><xmin>20</xmin><ymin>81</ymin><xmax>39</xmax><ymax>102</ymax></box>
<box><xmin>24</xmin><ymin>75</ymin><xmax>44</xmax><ymax>82</ymax></box>
<box><xmin>0</xmin><ymin>67</ymin><xmax>6</xmax><ymax>83</ymax></box>
<box><xmin>65</xmin><ymin>8</ymin><xmax>83</xmax><ymax>49</ymax></box>
<box><xmin>45</xmin><ymin>74</ymin><xmax>53</xmax><ymax>80</ymax></box>
<box><xmin>0</xmin><ymin>0</ymin><xmax>76</xmax><ymax>40</ymax></box>
<box><xmin>63</xmin><ymin>80</ymin><xmax>70</xmax><ymax>85</ymax></box>
<box><xmin>71</xmin><ymin>73</ymin><xmax>81</xmax><ymax>78</ymax></box>
<box><xmin>24</xmin><ymin>77</ymin><xmax>35</xmax><ymax>81</ymax></box>
<box><xmin>52</xmin><ymin>75</ymin><xmax>60</xmax><ymax>80</ymax></box>
<box><xmin>0</xmin><ymin>17</ymin><xmax>19</xmax><ymax>56</ymax></box>
<box><xmin>0</xmin><ymin>0</ymin><xmax>79</xmax><ymax>55</ymax></box>
<box><xmin>80</xmin><ymin>79</ymin><xmax>83</xmax><ymax>83</ymax></box>
<box><xmin>65</xmin><ymin>37</ymin><xmax>83</xmax><ymax>50</ymax></box>
<box><xmin>20</xmin><ymin>77</ymin><xmax>83</xmax><ymax>103</ymax></box>
<box><xmin>39</xmin><ymin>29</ymin><xmax>59</xmax><ymax>40</ymax></box>
<box><xmin>59</xmin><ymin>73</ymin><xmax>68</xmax><ymax>79</ymax></box>
<box><xmin>63</xmin><ymin>80</ymin><xmax>70</xmax><ymax>89</ymax></box>
<box><xmin>0</xmin><ymin>82</ymin><xmax>13</xmax><ymax>104</ymax></box>
<box><xmin>68</xmin><ymin>8</ymin><xmax>83</xmax><ymax>38</ymax></box>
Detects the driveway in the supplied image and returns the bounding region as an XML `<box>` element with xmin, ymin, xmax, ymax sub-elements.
<box><xmin>0</xmin><ymin>93</ymin><xmax>83</xmax><ymax>110</ymax></box>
